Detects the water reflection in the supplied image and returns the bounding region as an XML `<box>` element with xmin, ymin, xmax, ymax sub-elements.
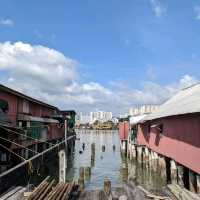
<box><xmin>66</xmin><ymin>130</ymin><xmax>166</xmax><ymax>194</ymax></box>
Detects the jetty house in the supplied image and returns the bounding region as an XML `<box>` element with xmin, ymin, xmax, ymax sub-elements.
<box><xmin>136</xmin><ymin>83</ymin><xmax>200</xmax><ymax>193</ymax></box>
<box><xmin>0</xmin><ymin>84</ymin><xmax>76</xmax><ymax>178</ymax></box>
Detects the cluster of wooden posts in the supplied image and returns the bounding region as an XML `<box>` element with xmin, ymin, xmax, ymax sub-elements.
<box><xmin>124</xmin><ymin>141</ymin><xmax>200</xmax><ymax>194</ymax></box>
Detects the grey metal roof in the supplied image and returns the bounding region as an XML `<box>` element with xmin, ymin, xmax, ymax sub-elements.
<box><xmin>143</xmin><ymin>83</ymin><xmax>200</xmax><ymax>121</ymax></box>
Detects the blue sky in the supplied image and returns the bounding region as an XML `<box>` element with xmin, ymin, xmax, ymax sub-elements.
<box><xmin>0</xmin><ymin>0</ymin><xmax>200</xmax><ymax>114</ymax></box>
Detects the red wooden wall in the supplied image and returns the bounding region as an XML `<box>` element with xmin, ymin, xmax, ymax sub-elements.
<box><xmin>0</xmin><ymin>89</ymin><xmax>63</xmax><ymax>141</ymax></box>
<box><xmin>48</xmin><ymin>123</ymin><xmax>64</xmax><ymax>140</ymax></box>
<box><xmin>119</xmin><ymin>121</ymin><xmax>129</xmax><ymax>140</ymax></box>
<box><xmin>137</xmin><ymin>114</ymin><xmax>200</xmax><ymax>174</ymax></box>
<box><xmin>0</xmin><ymin>91</ymin><xmax>18</xmax><ymax>125</ymax></box>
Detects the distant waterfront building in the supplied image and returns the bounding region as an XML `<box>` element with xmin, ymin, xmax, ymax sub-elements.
<box><xmin>129</xmin><ymin>105</ymin><xmax>159</xmax><ymax>116</ymax></box>
<box><xmin>111</xmin><ymin>117</ymin><xmax>119</xmax><ymax>124</ymax></box>
<box><xmin>76</xmin><ymin>112</ymin><xmax>91</xmax><ymax>124</ymax></box>
<box><xmin>90</xmin><ymin>111</ymin><xmax>112</xmax><ymax>123</ymax></box>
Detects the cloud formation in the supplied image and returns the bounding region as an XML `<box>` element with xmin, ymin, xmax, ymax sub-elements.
<box><xmin>150</xmin><ymin>0</ymin><xmax>166</xmax><ymax>18</ymax></box>
<box><xmin>0</xmin><ymin>18</ymin><xmax>14</xmax><ymax>27</ymax></box>
<box><xmin>0</xmin><ymin>41</ymin><xmax>198</xmax><ymax>115</ymax></box>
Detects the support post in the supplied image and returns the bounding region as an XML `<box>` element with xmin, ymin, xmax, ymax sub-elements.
<box><xmin>197</xmin><ymin>175</ymin><xmax>200</xmax><ymax>194</ymax></box>
<box><xmin>137</xmin><ymin>146</ymin><xmax>143</xmax><ymax>163</ymax></box>
<box><xmin>177</xmin><ymin>165</ymin><xmax>184</xmax><ymax>187</ymax></box>
<box><xmin>189</xmin><ymin>170</ymin><xmax>198</xmax><ymax>193</ymax></box>
<box><xmin>158</xmin><ymin>155</ymin><xmax>166</xmax><ymax>178</ymax></box>
<box><xmin>64</xmin><ymin>119</ymin><xmax>67</xmax><ymax>146</ymax></box>
<box><xmin>59</xmin><ymin>150</ymin><xmax>66</xmax><ymax>183</ymax></box>
<box><xmin>170</xmin><ymin>160</ymin><xmax>177</xmax><ymax>184</ymax></box>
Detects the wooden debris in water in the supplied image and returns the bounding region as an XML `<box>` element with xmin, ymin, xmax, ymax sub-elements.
<box><xmin>25</xmin><ymin>177</ymin><xmax>78</xmax><ymax>200</ymax></box>
<box><xmin>137</xmin><ymin>185</ymin><xmax>170</xmax><ymax>200</ymax></box>
<box><xmin>167</xmin><ymin>184</ymin><xmax>200</xmax><ymax>200</ymax></box>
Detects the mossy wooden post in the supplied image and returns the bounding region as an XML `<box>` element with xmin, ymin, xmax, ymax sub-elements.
<box><xmin>91</xmin><ymin>143</ymin><xmax>95</xmax><ymax>167</ymax></box>
<box><xmin>102</xmin><ymin>145</ymin><xmax>105</xmax><ymax>152</ymax></box>
<box><xmin>170</xmin><ymin>160</ymin><xmax>178</xmax><ymax>184</ymax></box>
<box><xmin>177</xmin><ymin>165</ymin><xmax>184</xmax><ymax>187</ymax></box>
<box><xmin>104</xmin><ymin>178</ymin><xmax>111</xmax><ymax>196</ymax></box>
<box><xmin>78</xmin><ymin>178</ymin><xmax>84</xmax><ymax>191</ymax></box>
<box><xmin>79</xmin><ymin>167</ymin><xmax>84</xmax><ymax>179</ymax></box>
<box><xmin>121</xmin><ymin>163</ymin><xmax>128</xmax><ymax>182</ymax></box>
<box><xmin>84</xmin><ymin>167</ymin><xmax>91</xmax><ymax>180</ymax></box>
<box><xmin>197</xmin><ymin>175</ymin><xmax>200</xmax><ymax>194</ymax></box>
<box><xmin>79</xmin><ymin>167</ymin><xmax>85</xmax><ymax>191</ymax></box>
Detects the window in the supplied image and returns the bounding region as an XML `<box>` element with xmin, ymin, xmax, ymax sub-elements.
<box><xmin>0</xmin><ymin>99</ymin><xmax>9</xmax><ymax>113</ymax></box>
<box><xmin>22</xmin><ymin>100</ymin><xmax>29</xmax><ymax>113</ymax></box>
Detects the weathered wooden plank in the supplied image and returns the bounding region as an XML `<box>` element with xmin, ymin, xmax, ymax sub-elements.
<box><xmin>38</xmin><ymin>179</ymin><xmax>55</xmax><ymax>200</ymax></box>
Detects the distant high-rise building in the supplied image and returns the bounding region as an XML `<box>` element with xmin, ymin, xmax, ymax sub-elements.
<box><xmin>76</xmin><ymin>112</ymin><xmax>91</xmax><ymax>124</ymax></box>
<box><xmin>90</xmin><ymin>111</ymin><xmax>112</xmax><ymax>123</ymax></box>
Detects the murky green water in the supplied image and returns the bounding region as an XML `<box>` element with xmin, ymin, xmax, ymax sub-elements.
<box><xmin>66</xmin><ymin>130</ymin><xmax>166</xmax><ymax>194</ymax></box>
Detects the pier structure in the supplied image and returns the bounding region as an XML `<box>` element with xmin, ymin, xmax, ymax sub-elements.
<box><xmin>123</xmin><ymin>83</ymin><xmax>200</xmax><ymax>195</ymax></box>
<box><xmin>0</xmin><ymin>84</ymin><xmax>76</xmax><ymax>194</ymax></box>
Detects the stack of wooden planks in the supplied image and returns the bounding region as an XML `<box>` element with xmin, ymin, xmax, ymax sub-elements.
<box><xmin>26</xmin><ymin>176</ymin><xmax>77</xmax><ymax>200</ymax></box>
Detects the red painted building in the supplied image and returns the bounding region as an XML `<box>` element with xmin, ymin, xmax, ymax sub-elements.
<box><xmin>0</xmin><ymin>84</ymin><xmax>65</xmax><ymax>142</ymax></box>
<box><xmin>119</xmin><ymin>121</ymin><xmax>129</xmax><ymax>140</ymax></box>
<box><xmin>137</xmin><ymin>83</ymin><xmax>200</xmax><ymax>174</ymax></box>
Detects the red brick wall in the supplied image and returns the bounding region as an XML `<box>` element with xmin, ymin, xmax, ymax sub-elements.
<box><xmin>48</xmin><ymin>123</ymin><xmax>64</xmax><ymax>141</ymax></box>
<box><xmin>137</xmin><ymin>114</ymin><xmax>200</xmax><ymax>174</ymax></box>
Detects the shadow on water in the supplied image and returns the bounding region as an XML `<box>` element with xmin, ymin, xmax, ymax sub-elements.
<box><xmin>66</xmin><ymin>130</ymin><xmax>166</xmax><ymax>194</ymax></box>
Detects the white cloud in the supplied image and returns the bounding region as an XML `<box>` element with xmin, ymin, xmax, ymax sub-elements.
<box><xmin>150</xmin><ymin>0</ymin><xmax>166</xmax><ymax>18</ymax></box>
<box><xmin>194</xmin><ymin>6</ymin><xmax>200</xmax><ymax>20</ymax></box>
<box><xmin>0</xmin><ymin>41</ymin><xmax>198</xmax><ymax>115</ymax></box>
<box><xmin>0</xmin><ymin>18</ymin><xmax>14</xmax><ymax>27</ymax></box>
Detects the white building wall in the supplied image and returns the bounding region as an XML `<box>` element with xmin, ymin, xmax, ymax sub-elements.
<box><xmin>90</xmin><ymin>111</ymin><xmax>113</xmax><ymax>123</ymax></box>
<box><xmin>129</xmin><ymin>105</ymin><xmax>159</xmax><ymax>116</ymax></box>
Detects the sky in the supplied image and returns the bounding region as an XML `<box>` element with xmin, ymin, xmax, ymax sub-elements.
<box><xmin>0</xmin><ymin>0</ymin><xmax>200</xmax><ymax>115</ymax></box>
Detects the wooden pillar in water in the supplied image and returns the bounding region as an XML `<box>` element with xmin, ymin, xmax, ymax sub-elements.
<box><xmin>177</xmin><ymin>165</ymin><xmax>184</xmax><ymax>187</ymax></box>
<box><xmin>78</xmin><ymin>167</ymin><xmax>85</xmax><ymax>191</ymax></box>
<box><xmin>121</xmin><ymin>163</ymin><xmax>128</xmax><ymax>181</ymax></box>
<box><xmin>137</xmin><ymin>146</ymin><xmax>143</xmax><ymax>163</ymax></box>
<box><xmin>91</xmin><ymin>143</ymin><xmax>95</xmax><ymax>167</ymax></box>
<box><xmin>197</xmin><ymin>175</ymin><xmax>200</xmax><ymax>194</ymax></box>
<box><xmin>84</xmin><ymin>166</ymin><xmax>91</xmax><ymax>180</ymax></box>
<box><xmin>104</xmin><ymin>178</ymin><xmax>111</xmax><ymax>196</ymax></box>
<box><xmin>102</xmin><ymin>145</ymin><xmax>105</xmax><ymax>152</ymax></box>
<box><xmin>189</xmin><ymin>170</ymin><xmax>199</xmax><ymax>193</ymax></box>
<box><xmin>170</xmin><ymin>160</ymin><xmax>178</xmax><ymax>184</ymax></box>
